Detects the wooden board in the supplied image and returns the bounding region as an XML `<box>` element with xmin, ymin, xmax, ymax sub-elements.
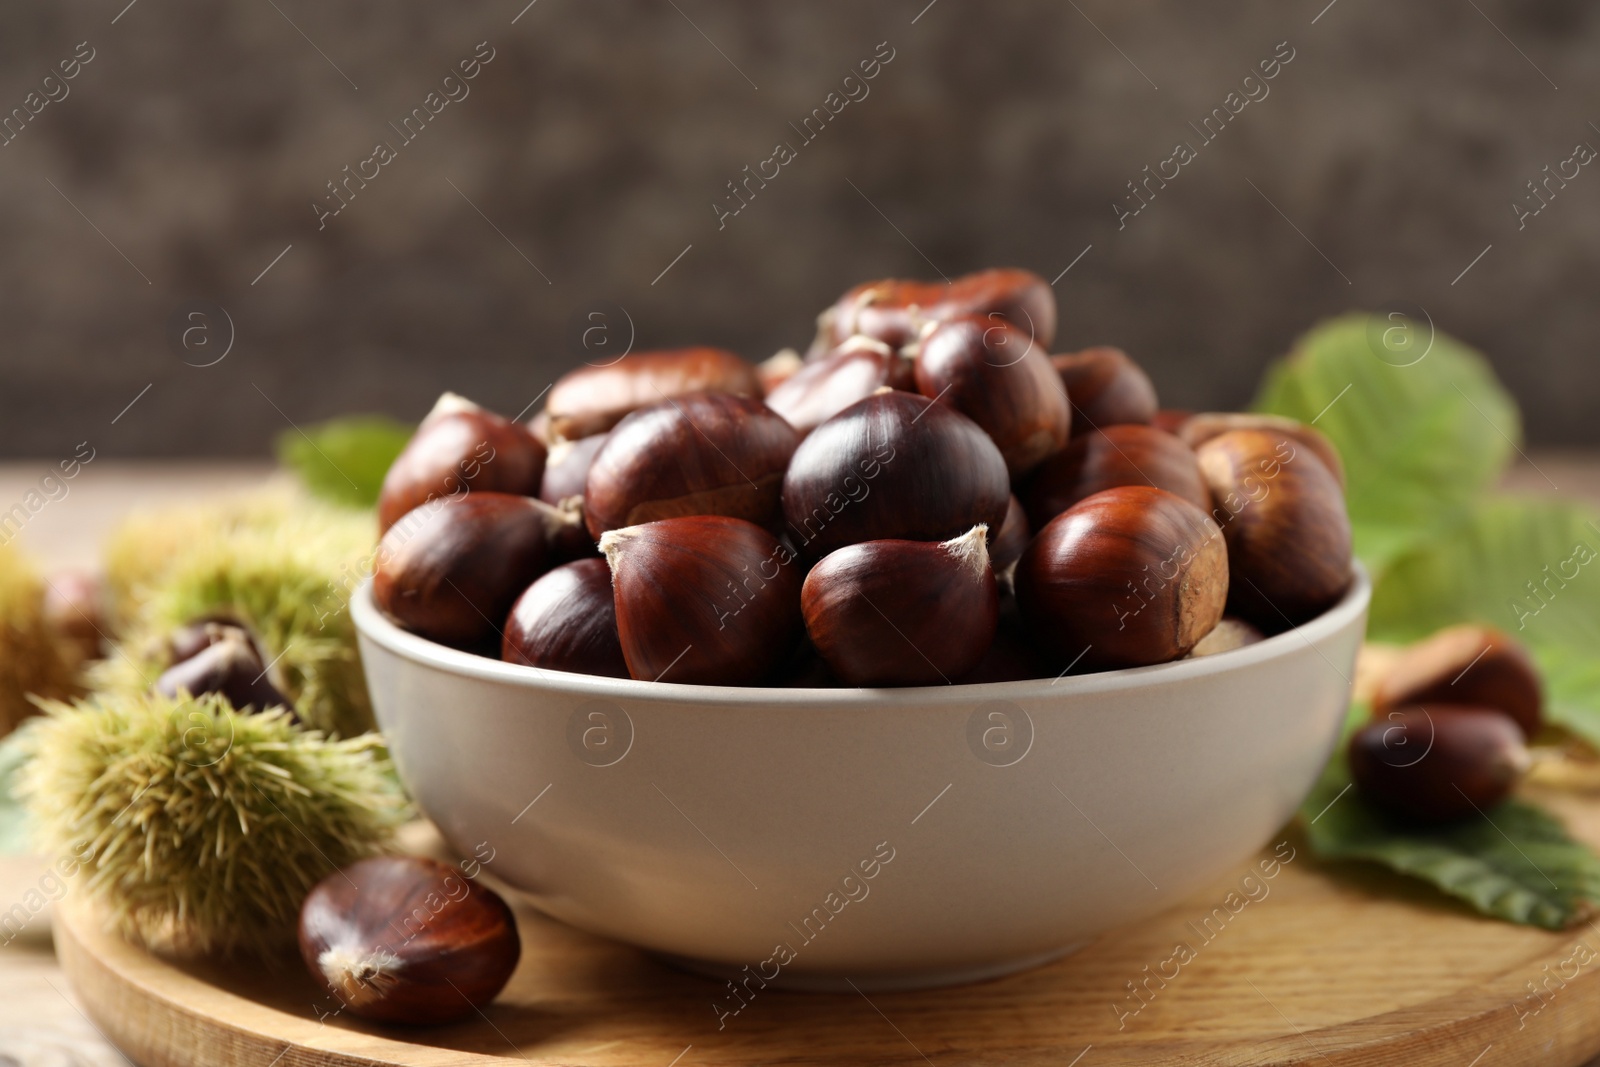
<box><xmin>52</xmin><ymin>791</ymin><xmax>1600</xmax><ymax>1067</ymax></box>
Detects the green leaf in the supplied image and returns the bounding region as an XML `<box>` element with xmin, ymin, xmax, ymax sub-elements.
<box><xmin>1301</xmin><ymin>756</ymin><xmax>1600</xmax><ymax>930</ymax></box>
<box><xmin>1253</xmin><ymin>313</ymin><xmax>1522</xmax><ymax>572</ymax></box>
<box><xmin>276</xmin><ymin>416</ymin><xmax>413</xmax><ymax>509</ymax></box>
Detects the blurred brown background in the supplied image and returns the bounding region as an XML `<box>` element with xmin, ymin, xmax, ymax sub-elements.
<box><xmin>1</xmin><ymin>0</ymin><xmax>1595</xmax><ymax>457</ymax></box>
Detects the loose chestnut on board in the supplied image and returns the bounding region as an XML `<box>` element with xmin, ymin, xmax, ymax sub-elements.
<box><xmin>544</xmin><ymin>347</ymin><xmax>762</xmax><ymax>441</ymax></box>
<box><xmin>990</xmin><ymin>494</ymin><xmax>1031</xmax><ymax>575</ymax></box>
<box><xmin>155</xmin><ymin>628</ymin><xmax>293</xmax><ymax>713</ymax></box>
<box><xmin>1349</xmin><ymin>706</ymin><xmax>1530</xmax><ymax>823</ymax></box>
<box><xmin>298</xmin><ymin>855</ymin><xmax>521</xmax><ymax>1026</ymax></box>
<box><xmin>916</xmin><ymin>315</ymin><xmax>1071</xmax><ymax>477</ymax></box>
<box><xmin>812</xmin><ymin>268</ymin><xmax>1057</xmax><ymax>354</ymax></box>
<box><xmin>539</xmin><ymin>433</ymin><xmax>609</xmax><ymax>505</ymax></box>
<box><xmin>1015</xmin><ymin>486</ymin><xmax>1229</xmax><ymax>672</ymax></box>
<box><xmin>1023</xmin><ymin>423</ymin><xmax>1211</xmax><ymax>529</ymax></box>
<box><xmin>502</xmin><ymin>558</ymin><xmax>628</xmax><ymax>678</ymax></box>
<box><xmin>373</xmin><ymin>493</ymin><xmax>562</xmax><ymax>651</ymax></box>
<box><xmin>377</xmin><ymin>393</ymin><xmax>548</xmax><ymax>535</ymax></box>
<box><xmin>802</xmin><ymin>526</ymin><xmax>999</xmax><ymax>687</ymax></box>
<box><xmin>600</xmin><ymin>515</ymin><xmax>802</xmax><ymax>685</ymax></box>
<box><xmin>583</xmin><ymin>392</ymin><xmax>800</xmax><ymax>539</ymax></box>
<box><xmin>781</xmin><ymin>390</ymin><xmax>1010</xmax><ymax>560</ymax></box>
<box><xmin>1178</xmin><ymin>412</ymin><xmax>1346</xmax><ymax>489</ymax></box>
<box><xmin>1051</xmin><ymin>347</ymin><xmax>1158</xmax><ymax>435</ymax></box>
<box><xmin>1372</xmin><ymin>624</ymin><xmax>1544</xmax><ymax>738</ymax></box>
<box><xmin>764</xmin><ymin>336</ymin><xmax>915</xmax><ymax>435</ymax></box>
<box><xmin>1196</xmin><ymin>429</ymin><xmax>1352</xmax><ymax>629</ymax></box>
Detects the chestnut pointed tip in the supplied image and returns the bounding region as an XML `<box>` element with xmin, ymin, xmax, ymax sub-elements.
<box><xmin>838</xmin><ymin>336</ymin><xmax>894</xmax><ymax>357</ymax></box>
<box><xmin>598</xmin><ymin>525</ymin><xmax>641</xmax><ymax>572</ymax></box>
<box><xmin>940</xmin><ymin>524</ymin><xmax>991</xmax><ymax>580</ymax></box>
<box><xmin>426</xmin><ymin>391</ymin><xmax>483</xmax><ymax>421</ymax></box>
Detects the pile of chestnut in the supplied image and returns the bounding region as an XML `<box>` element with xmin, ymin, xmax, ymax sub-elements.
<box><xmin>372</xmin><ymin>267</ymin><xmax>1355</xmax><ymax>687</ymax></box>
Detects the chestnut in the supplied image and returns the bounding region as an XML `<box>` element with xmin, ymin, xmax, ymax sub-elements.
<box><xmin>764</xmin><ymin>336</ymin><xmax>915</xmax><ymax>435</ymax></box>
<box><xmin>544</xmin><ymin>347</ymin><xmax>762</xmax><ymax>441</ymax></box>
<box><xmin>1349</xmin><ymin>706</ymin><xmax>1530</xmax><ymax>823</ymax></box>
<box><xmin>539</xmin><ymin>433</ymin><xmax>609</xmax><ymax>505</ymax></box>
<box><xmin>583</xmin><ymin>393</ymin><xmax>799</xmax><ymax>539</ymax></box>
<box><xmin>1015</xmin><ymin>485</ymin><xmax>1229</xmax><ymax>672</ymax></box>
<box><xmin>1196</xmin><ymin>429</ymin><xmax>1351</xmax><ymax>629</ymax></box>
<box><xmin>298</xmin><ymin>855</ymin><xmax>520</xmax><ymax>1026</ymax></box>
<box><xmin>781</xmin><ymin>391</ymin><xmax>1010</xmax><ymax>560</ymax></box>
<box><xmin>990</xmin><ymin>494</ymin><xmax>1031</xmax><ymax>575</ymax></box>
<box><xmin>166</xmin><ymin>614</ymin><xmax>257</xmax><ymax>667</ymax></box>
<box><xmin>1187</xmin><ymin>617</ymin><xmax>1266</xmax><ymax>658</ymax></box>
<box><xmin>1051</xmin><ymin>347</ymin><xmax>1158</xmax><ymax>436</ymax></box>
<box><xmin>802</xmin><ymin>526</ymin><xmax>999</xmax><ymax>687</ymax></box>
<box><xmin>1372</xmin><ymin>624</ymin><xmax>1543</xmax><ymax>739</ymax></box>
<box><xmin>916</xmin><ymin>315</ymin><xmax>1071</xmax><ymax>477</ymax></box>
<box><xmin>599</xmin><ymin>515</ymin><xmax>802</xmax><ymax>685</ymax></box>
<box><xmin>373</xmin><ymin>493</ymin><xmax>565</xmax><ymax>650</ymax></box>
<box><xmin>812</xmin><ymin>268</ymin><xmax>1057</xmax><ymax>355</ymax></box>
<box><xmin>155</xmin><ymin>626</ymin><xmax>293</xmax><ymax>713</ymax></box>
<box><xmin>502</xmin><ymin>558</ymin><xmax>628</xmax><ymax>678</ymax></box>
<box><xmin>1151</xmin><ymin>409</ymin><xmax>1194</xmax><ymax>436</ymax></box>
<box><xmin>1023</xmin><ymin>424</ymin><xmax>1211</xmax><ymax>529</ymax></box>
<box><xmin>1178</xmin><ymin>412</ymin><xmax>1345</xmax><ymax>488</ymax></box>
<box><xmin>756</xmin><ymin>348</ymin><xmax>805</xmax><ymax>393</ymax></box>
<box><xmin>378</xmin><ymin>393</ymin><xmax>548</xmax><ymax>535</ymax></box>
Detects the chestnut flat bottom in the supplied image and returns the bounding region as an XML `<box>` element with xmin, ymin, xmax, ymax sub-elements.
<box><xmin>653</xmin><ymin>941</ymin><xmax>1086</xmax><ymax>993</ymax></box>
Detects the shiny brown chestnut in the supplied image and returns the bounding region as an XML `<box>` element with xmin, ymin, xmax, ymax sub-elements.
<box><xmin>781</xmin><ymin>391</ymin><xmax>1010</xmax><ymax>560</ymax></box>
<box><xmin>502</xmin><ymin>558</ymin><xmax>628</xmax><ymax>678</ymax></box>
<box><xmin>583</xmin><ymin>393</ymin><xmax>799</xmax><ymax>539</ymax></box>
<box><xmin>812</xmin><ymin>268</ymin><xmax>1057</xmax><ymax>355</ymax></box>
<box><xmin>377</xmin><ymin>393</ymin><xmax>548</xmax><ymax>535</ymax></box>
<box><xmin>545</xmin><ymin>347</ymin><xmax>762</xmax><ymax>441</ymax></box>
<box><xmin>802</xmin><ymin>526</ymin><xmax>999</xmax><ymax>687</ymax></box>
<box><xmin>990</xmin><ymin>494</ymin><xmax>1031</xmax><ymax>575</ymax></box>
<box><xmin>1349</xmin><ymin>706</ymin><xmax>1529</xmax><ymax>823</ymax></box>
<box><xmin>1196</xmin><ymin>429</ymin><xmax>1352</xmax><ymax>629</ymax></box>
<box><xmin>155</xmin><ymin>627</ymin><xmax>292</xmax><ymax>713</ymax></box>
<box><xmin>764</xmin><ymin>337</ymin><xmax>915</xmax><ymax>435</ymax></box>
<box><xmin>1023</xmin><ymin>424</ymin><xmax>1211</xmax><ymax>529</ymax></box>
<box><xmin>1187</xmin><ymin>617</ymin><xmax>1266</xmax><ymax>658</ymax></box>
<box><xmin>373</xmin><ymin>493</ymin><xmax>564</xmax><ymax>650</ymax></box>
<box><xmin>1372</xmin><ymin>624</ymin><xmax>1543</xmax><ymax>739</ymax></box>
<box><xmin>539</xmin><ymin>433</ymin><xmax>609</xmax><ymax>505</ymax></box>
<box><xmin>1051</xmin><ymin>347</ymin><xmax>1158</xmax><ymax>435</ymax></box>
<box><xmin>298</xmin><ymin>855</ymin><xmax>520</xmax><ymax>1026</ymax></box>
<box><xmin>916</xmin><ymin>316</ymin><xmax>1071</xmax><ymax>477</ymax></box>
<box><xmin>600</xmin><ymin>515</ymin><xmax>801</xmax><ymax>685</ymax></box>
<box><xmin>1178</xmin><ymin>412</ymin><xmax>1346</xmax><ymax>489</ymax></box>
<box><xmin>1015</xmin><ymin>486</ymin><xmax>1229</xmax><ymax>672</ymax></box>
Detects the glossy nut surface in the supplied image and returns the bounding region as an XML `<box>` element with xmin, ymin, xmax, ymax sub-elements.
<box><xmin>781</xmin><ymin>391</ymin><xmax>1010</xmax><ymax>560</ymax></box>
<box><xmin>990</xmin><ymin>494</ymin><xmax>1031</xmax><ymax>574</ymax></box>
<box><xmin>502</xmin><ymin>558</ymin><xmax>628</xmax><ymax>678</ymax></box>
<box><xmin>583</xmin><ymin>392</ymin><xmax>799</xmax><ymax>539</ymax></box>
<box><xmin>1372</xmin><ymin>624</ymin><xmax>1543</xmax><ymax>738</ymax></box>
<box><xmin>1051</xmin><ymin>347</ymin><xmax>1158</xmax><ymax>435</ymax></box>
<box><xmin>916</xmin><ymin>315</ymin><xmax>1071</xmax><ymax>477</ymax></box>
<box><xmin>1349</xmin><ymin>705</ymin><xmax>1529</xmax><ymax>823</ymax></box>
<box><xmin>764</xmin><ymin>337</ymin><xmax>914</xmax><ymax>435</ymax></box>
<box><xmin>1178</xmin><ymin>412</ymin><xmax>1346</xmax><ymax>488</ymax></box>
<box><xmin>545</xmin><ymin>347</ymin><xmax>762</xmax><ymax>441</ymax></box>
<box><xmin>378</xmin><ymin>393</ymin><xmax>547</xmax><ymax>535</ymax></box>
<box><xmin>154</xmin><ymin>629</ymin><xmax>292</xmax><ymax>713</ymax></box>
<box><xmin>539</xmin><ymin>433</ymin><xmax>609</xmax><ymax>505</ymax></box>
<box><xmin>1015</xmin><ymin>485</ymin><xmax>1229</xmax><ymax>672</ymax></box>
<box><xmin>802</xmin><ymin>526</ymin><xmax>999</xmax><ymax>687</ymax></box>
<box><xmin>814</xmin><ymin>268</ymin><xmax>1057</xmax><ymax>354</ymax></box>
<box><xmin>1024</xmin><ymin>423</ymin><xmax>1210</xmax><ymax>529</ymax></box>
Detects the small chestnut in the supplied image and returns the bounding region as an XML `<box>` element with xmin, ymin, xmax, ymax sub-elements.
<box><xmin>990</xmin><ymin>494</ymin><xmax>1031</xmax><ymax>575</ymax></box>
<box><xmin>583</xmin><ymin>392</ymin><xmax>799</xmax><ymax>539</ymax></box>
<box><xmin>1349</xmin><ymin>706</ymin><xmax>1530</xmax><ymax>823</ymax></box>
<box><xmin>1372</xmin><ymin>624</ymin><xmax>1543</xmax><ymax>739</ymax></box>
<box><xmin>764</xmin><ymin>336</ymin><xmax>915</xmax><ymax>435</ymax></box>
<box><xmin>1015</xmin><ymin>486</ymin><xmax>1229</xmax><ymax>672</ymax></box>
<box><xmin>916</xmin><ymin>315</ymin><xmax>1071</xmax><ymax>477</ymax></box>
<box><xmin>1051</xmin><ymin>347</ymin><xmax>1158</xmax><ymax>435</ymax></box>
<box><xmin>1187</xmin><ymin>617</ymin><xmax>1266</xmax><ymax>658</ymax></box>
<box><xmin>544</xmin><ymin>347</ymin><xmax>762</xmax><ymax>441</ymax></box>
<box><xmin>298</xmin><ymin>855</ymin><xmax>521</xmax><ymax>1026</ymax></box>
<box><xmin>502</xmin><ymin>558</ymin><xmax>628</xmax><ymax>678</ymax></box>
<box><xmin>155</xmin><ymin>627</ymin><xmax>292</xmax><ymax>714</ymax></box>
<box><xmin>1178</xmin><ymin>412</ymin><xmax>1345</xmax><ymax>489</ymax></box>
<box><xmin>802</xmin><ymin>526</ymin><xmax>999</xmax><ymax>687</ymax></box>
<box><xmin>1196</xmin><ymin>429</ymin><xmax>1352</xmax><ymax>629</ymax></box>
<box><xmin>539</xmin><ymin>433</ymin><xmax>609</xmax><ymax>505</ymax></box>
<box><xmin>600</xmin><ymin>515</ymin><xmax>802</xmax><ymax>685</ymax></box>
<box><xmin>378</xmin><ymin>393</ymin><xmax>548</xmax><ymax>535</ymax></box>
<box><xmin>813</xmin><ymin>268</ymin><xmax>1057</xmax><ymax>354</ymax></box>
<box><xmin>1023</xmin><ymin>424</ymin><xmax>1211</xmax><ymax>529</ymax></box>
<box><xmin>781</xmin><ymin>390</ymin><xmax>1010</xmax><ymax>560</ymax></box>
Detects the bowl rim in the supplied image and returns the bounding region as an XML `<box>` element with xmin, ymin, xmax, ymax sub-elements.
<box><xmin>352</xmin><ymin>563</ymin><xmax>1370</xmax><ymax>708</ymax></box>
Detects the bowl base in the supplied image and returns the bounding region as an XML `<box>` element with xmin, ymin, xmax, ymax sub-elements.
<box><xmin>654</xmin><ymin>941</ymin><xmax>1086</xmax><ymax>993</ymax></box>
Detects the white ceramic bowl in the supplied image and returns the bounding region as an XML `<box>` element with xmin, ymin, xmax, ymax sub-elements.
<box><xmin>353</xmin><ymin>568</ymin><xmax>1368</xmax><ymax>991</ymax></box>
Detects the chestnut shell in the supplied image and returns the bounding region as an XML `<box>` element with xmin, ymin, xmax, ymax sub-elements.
<box><xmin>1349</xmin><ymin>705</ymin><xmax>1529</xmax><ymax>823</ymax></box>
<box><xmin>378</xmin><ymin>396</ymin><xmax>547</xmax><ymax>535</ymax></box>
<box><xmin>1023</xmin><ymin>424</ymin><xmax>1210</xmax><ymax>529</ymax></box>
<box><xmin>814</xmin><ymin>268</ymin><xmax>1057</xmax><ymax>354</ymax></box>
<box><xmin>539</xmin><ymin>433</ymin><xmax>609</xmax><ymax>505</ymax></box>
<box><xmin>154</xmin><ymin>630</ymin><xmax>292</xmax><ymax>714</ymax></box>
<box><xmin>1178</xmin><ymin>412</ymin><xmax>1346</xmax><ymax>488</ymax></box>
<box><xmin>764</xmin><ymin>337</ymin><xmax>915</xmax><ymax>435</ymax></box>
<box><xmin>1051</xmin><ymin>347</ymin><xmax>1158</xmax><ymax>435</ymax></box>
<box><xmin>545</xmin><ymin>347</ymin><xmax>762</xmax><ymax>441</ymax></box>
<box><xmin>502</xmin><ymin>558</ymin><xmax>628</xmax><ymax>678</ymax></box>
<box><xmin>990</xmin><ymin>494</ymin><xmax>1032</xmax><ymax>574</ymax></box>
<box><xmin>1371</xmin><ymin>624</ymin><xmax>1543</xmax><ymax>739</ymax></box>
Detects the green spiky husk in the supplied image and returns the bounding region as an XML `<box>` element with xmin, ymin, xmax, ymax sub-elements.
<box><xmin>17</xmin><ymin>691</ymin><xmax>409</xmax><ymax>956</ymax></box>
<box><xmin>0</xmin><ymin>541</ymin><xmax>80</xmax><ymax>738</ymax></box>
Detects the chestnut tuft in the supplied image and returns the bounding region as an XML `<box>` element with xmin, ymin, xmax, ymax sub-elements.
<box><xmin>155</xmin><ymin>627</ymin><xmax>292</xmax><ymax>713</ymax></box>
<box><xmin>539</xmin><ymin>433</ymin><xmax>609</xmax><ymax>505</ymax></box>
<box><xmin>1372</xmin><ymin>624</ymin><xmax>1543</xmax><ymax>739</ymax></box>
<box><xmin>802</xmin><ymin>526</ymin><xmax>999</xmax><ymax>687</ymax></box>
<box><xmin>764</xmin><ymin>336</ymin><xmax>915</xmax><ymax>435</ymax></box>
<box><xmin>1023</xmin><ymin>423</ymin><xmax>1211</xmax><ymax>529</ymax></box>
<box><xmin>1349</xmin><ymin>706</ymin><xmax>1530</xmax><ymax>823</ymax></box>
<box><xmin>502</xmin><ymin>558</ymin><xmax>628</xmax><ymax>678</ymax></box>
<box><xmin>916</xmin><ymin>315</ymin><xmax>1071</xmax><ymax>476</ymax></box>
<box><xmin>756</xmin><ymin>348</ymin><xmax>805</xmax><ymax>393</ymax></box>
<box><xmin>298</xmin><ymin>855</ymin><xmax>521</xmax><ymax>1026</ymax></box>
<box><xmin>990</xmin><ymin>494</ymin><xmax>1031</xmax><ymax>575</ymax></box>
<box><xmin>812</xmin><ymin>268</ymin><xmax>1057</xmax><ymax>355</ymax></box>
<box><xmin>600</xmin><ymin>515</ymin><xmax>801</xmax><ymax>685</ymax></box>
<box><xmin>583</xmin><ymin>393</ymin><xmax>799</xmax><ymax>539</ymax></box>
<box><xmin>781</xmin><ymin>390</ymin><xmax>1010</xmax><ymax>560</ymax></box>
<box><xmin>1015</xmin><ymin>486</ymin><xmax>1229</xmax><ymax>672</ymax></box>
<box><xmin>378</xmin><ymin>393</ymin><xmax>548</xmax><ymax>535</ymax></box>
<box><xmin>1196</xmin><ymin>429</ymin><xmax>1352</xmax><ymax>629</ymax></box>
<box><xmin>545</xmin><ymin>347</ymin><xmax>762</xmax><ymax>441</ymax></box>
<box><xmin>1178</xmin><ymin>412</ymin><xmax>1345</xmax><ymax>488</ymax></box>
<box><xmin>1051</xmin><ymin>347</ymin><xmax>1159</xmax><ymax>435</ymax></box>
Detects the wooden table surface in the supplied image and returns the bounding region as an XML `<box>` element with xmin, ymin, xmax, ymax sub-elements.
<box><xmin>1</xmin><ymin>454</ymin><xmax>1597</xmax><ymax>1066</ymax></box>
